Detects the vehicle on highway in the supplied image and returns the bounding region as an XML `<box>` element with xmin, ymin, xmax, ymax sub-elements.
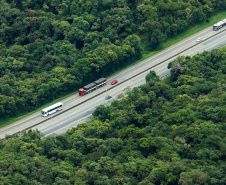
<box><xmin>105</xmin><ymin>95</ymin><xmax>112</xmax><ymax>100</ymax></box>
<box><xmin>79</xmin><ymin>78</ymin><xmax>107</xmax><ymax>96</ymax></box>
<box><xmin>196</xmin><ymin>38</ymin><xmax>202</xmax><ymax>42</ymax></box>
<box><xmin>111</xmin><ymin>80</ymin><xmax>118</xmax><ymax>85</ymax></box>
<box><xmin>213</xmin><ymin>18</ymin><xmax>226</xmax><ymax>31</ymax></box>
<box><xmin>41</xmin><ymin>102</ymin><xmax>63</xmax><ymax>117</ymax></box>
<box><xmin>1</xmin><ymin>29</ymin><xmax>225</xmax><ymax>139</ymax></box>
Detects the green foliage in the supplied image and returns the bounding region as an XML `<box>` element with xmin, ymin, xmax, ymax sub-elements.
<box><xmin>1</xmin><ymin>48</ymin><xmax>226</xmax><ymax>184</ymax></box>
<box><xmin>145</xmin><ymin>70</ymin><xmax>160</xmax><ymax>83</ymax></box>
<box><xmin>0</xmin><ymin>0</ymin><xmax>224</xmax><ymax>119</ymax></box>
<box><xmin>0</xmin><ymin>0</ymin><xmax>226</xmax><ymax>183</ymax></box>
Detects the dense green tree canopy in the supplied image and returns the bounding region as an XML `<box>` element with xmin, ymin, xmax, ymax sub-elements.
<box><xmin>0</xmin><ymin>48</ymin><xmax>226</xmax><ymax>184</ymax></box>
<box><xmin>0</xmin><ymin>0</ymin><xmax>225</xmax><ymax>118</ymax></box>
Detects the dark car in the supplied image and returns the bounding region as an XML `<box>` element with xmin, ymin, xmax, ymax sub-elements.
<box><xmin>105</xmin><ymin>95</ymin><xmax>112</xmax><ymax>100</ymax></box>
<box><xmin>111</xmin><ymin>80</ymin><xmax>118</xmax><ymax>85</ymax></box>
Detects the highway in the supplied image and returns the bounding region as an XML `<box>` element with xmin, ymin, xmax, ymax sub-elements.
<box><xmin>1</xmin><ymin>26</ymin><xmax>226</xmax><ymax>139</ymax></box>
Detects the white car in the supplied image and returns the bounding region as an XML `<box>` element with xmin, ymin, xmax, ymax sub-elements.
<box><xmin>196</xmin><ymin>38</ymin><xmax>202</xmax><ymax>42</ymax></box>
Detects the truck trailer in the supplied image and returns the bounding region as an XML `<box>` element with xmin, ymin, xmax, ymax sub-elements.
<box><xmin>79</xmin><ymin>78</ymin><xmax>107</xmax><ymax>96</ymax></box>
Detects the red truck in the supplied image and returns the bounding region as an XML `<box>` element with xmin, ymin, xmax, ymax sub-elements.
<box><xmin>79</xmin><ymin>78</ymin><xmax>107</xmax><ymax>96</ymax></box>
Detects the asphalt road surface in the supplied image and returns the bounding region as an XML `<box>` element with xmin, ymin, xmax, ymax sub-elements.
<box><xmin>1</xmin><ymin>26</ymin><xmax>226</xmax><ymax>139</ymax></box>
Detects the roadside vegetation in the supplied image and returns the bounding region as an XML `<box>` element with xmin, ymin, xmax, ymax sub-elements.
<box><xmin>1</xmin><ymin>47</ymin><xmax>225</xmax><ymax>184</ymax></box>
<box><xmin>1</xmin><ymin>0</ymin><xmax>226</xmax><ymax>126</ymax></box>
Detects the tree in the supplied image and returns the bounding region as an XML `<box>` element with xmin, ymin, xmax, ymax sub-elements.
<box><xmin>179</xmin><ymin>169</ymin><xmax>207</xmax><ymax>185</ymax></box>
<box><xmin>0</xmin><ymin>95</ymin><xmax>17</xmax><ymax>117</ymax></box>
<box><xmin>73</xmin><ymin>17</ymin><xmax>90</xmax><ymax>32</ymax></box>
<box><xmin>145</xmin><ymin>70</ymin><xmax>160</xmax><ymax>82</ymax></box>
<box><xmin>82</xmin><ymin>120</ymin><xmax>110</xmax><ymax>139</ymax></box>
<box><xmin>73</xmin><ymin>168</ymin><xmax>89</xmax><ymax>185</ymax></box>
<box><xmin>182</xmin><ymin>120</ymin><xmax>218</xmax><ymax>144</ymax></box>
<box><xmin>146</xmin><ymin>164</ymin><xmax>177</xmax><ymax>185</ymax></box>
<box><xmin>150</xmin><ymin>29</ymin><xmax>166</xmax><ymax>48</ymax></box>
<box><xmin>139</xmin><ymin>137</ymin><xmax>157</xmax><ymax>153</ymax></box>
<box><xmin>168</xmin><ymin>56</ymin><xmax>188</xmax><ymax>81</ymax></box>
<box><xmin>122</xmin><ymin>34</ymin><xmax>142</xmax><ymax>55</ymax></box>
<box><xmin>92</xmin><ymin>105</ymin><xmax>110</xmax><ymax>121</ymax></box>
<box><xmin>196</xmin><ymin>148</ymin><xmax>221</xmax><ymax>161</ymax></box>
<box><xmin>98</xmin><ymin>138</ymin><xmax>124</xmax><ymax>155</ymax></box>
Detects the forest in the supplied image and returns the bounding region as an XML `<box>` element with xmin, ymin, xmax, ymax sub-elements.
<box><xmin>1</xmin><ymin>0</ymin><xmax>226</xmax><ymax>118</ymax></box>
<box><xmin>0</xmin><ymin>48</ymin><xmax>225</xmax><ymax>184</ymax></box>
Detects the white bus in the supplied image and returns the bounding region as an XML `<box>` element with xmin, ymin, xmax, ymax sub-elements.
<box><xmin>41</xmin><ymin>102</ymin><xmax>63</xmax><ymax>117</ymax></box>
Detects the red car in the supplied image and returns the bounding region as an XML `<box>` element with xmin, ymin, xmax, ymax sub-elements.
<box><xmin>111</xmin><ymin>80</ymin><xmax>118</xmax><ymax>85</ymax></box>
